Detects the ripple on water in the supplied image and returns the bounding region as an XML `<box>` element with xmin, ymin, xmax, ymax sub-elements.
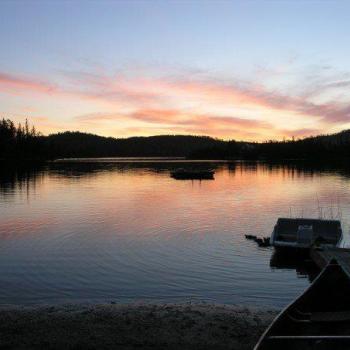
<box><xmin>1</xmin><ymin>161</ymin><xmax>348</xmax><ymax>306</ymax></box>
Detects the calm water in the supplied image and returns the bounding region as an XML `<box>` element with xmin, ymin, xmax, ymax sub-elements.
<box><xmin>1</xmin><ymin>160</ymin><xmax>350</xmax><ymax>307</ymax></box>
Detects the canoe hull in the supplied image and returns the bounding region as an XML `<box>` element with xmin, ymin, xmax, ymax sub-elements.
<box><xmin>255</xmin><ymin>259</ymin><xmax>350</xmax><ymax>350</ymax></box>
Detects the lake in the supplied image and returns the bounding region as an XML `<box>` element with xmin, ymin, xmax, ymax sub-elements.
<box><xmin>0</xmin><ymin>159</ymin><xmax>349</xmax><ymax>307</ymax></box>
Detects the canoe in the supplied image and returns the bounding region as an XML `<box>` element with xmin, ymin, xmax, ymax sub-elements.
<box><xmin>254</xmin><ymin>258</ymin><xmax>350</xmax><ymax>350</ymax></box>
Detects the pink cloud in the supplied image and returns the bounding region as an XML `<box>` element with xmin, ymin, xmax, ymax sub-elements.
<box><xmin>74</xmin><ymin>109</ymin><xmax>274</xmax><ymax>140</ymax></box>
<box><xmin>76</xmin><ymin>109</ymin><xmax>272</xmax><ymax>129</ymax></box>
<box><xmin>1</xmin><ymin>69</ymin><xmax>350</xmax><ymax>139</ymax></box>
<box><xmin>58</xmin><ymin>72</ymin><xmax>350</xmax><ymax>124</ymax></box>
<box><xmin>0</xmin><ymin>73</ymin><xmax>58</xmax><ymax>94</ymax></box>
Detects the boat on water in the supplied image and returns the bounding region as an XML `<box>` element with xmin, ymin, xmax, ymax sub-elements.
<box><xmin>170</xmin><ymin>168</ymin><xmax>215</xmax><ymax>180</ymax></box>
<box><xmin>270</xmin><ymin>218</ymin><xmax>343</xmax><ymax>251</ymax></box>
<box><xmin>255</xmin><ymin>258</ymin><xmax>350</xmax><ymax>350</ymax></box>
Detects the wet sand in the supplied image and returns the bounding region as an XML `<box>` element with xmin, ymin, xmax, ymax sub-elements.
<box><xmin>0</xmin><ymin>303</ymin><xmax>278</xmax><ymax>349</ymax></box>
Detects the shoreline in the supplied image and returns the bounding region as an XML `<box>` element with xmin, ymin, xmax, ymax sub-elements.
<box><xmin>0</xmin><ymin>303</ymin><xmax>278</xmax><ymax>349</ymax></box>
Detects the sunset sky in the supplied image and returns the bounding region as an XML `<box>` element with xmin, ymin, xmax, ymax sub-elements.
<box><xmin>1</xmin><ymin>0</ymin><xmax>350</xmax><ymax>141</ymax></box>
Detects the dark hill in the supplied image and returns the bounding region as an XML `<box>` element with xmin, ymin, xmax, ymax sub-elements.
<box><xmin>2</xmin><ymin>117</ymin><xmax>350</xmax><ymax>161</ymax></box>
<box><xmin>257</xmin><ymin>129</ymin><xmax>350</xmax><ymax>160</ymax></box>
<box><xmin>46</xmin><ymin>132</ymin><xmax>226</xmax><ymax>158</ymax></box>
<box><xmin>39</xmin><ymin>128</ymin><xmax>350</xmax><ymax>160</ymax></box>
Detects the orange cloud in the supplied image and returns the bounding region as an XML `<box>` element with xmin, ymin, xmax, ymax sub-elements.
<box><xmin>75</xmin><ymin>109</ymin><xmax>274</xmax><ymax>140</ymax></box>
<box><xmin>1</xmin><ymin>69</ymin><xmax>350</xmax><ymax>140</ymax></box>
<box><xmin>75</xmin><ymin>109</ymin><xmax>272</xmax><ymax>128</ymax></box>
<box><xmin>2</xmin><ymin>70</ymin><xmax>349</xmax><ymax>123</ymax></box>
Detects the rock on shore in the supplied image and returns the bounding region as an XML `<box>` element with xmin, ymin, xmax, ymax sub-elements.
<box><xmin>0</xmin><ymin>303</ymin><xmax>278</xmax><ymax>350</ymax></box>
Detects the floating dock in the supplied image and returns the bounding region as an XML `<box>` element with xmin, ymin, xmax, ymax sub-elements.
<box><xmin>311</xmin><ymin>247</ymin><xmax>350</xmax><ymax>271</ymax></box>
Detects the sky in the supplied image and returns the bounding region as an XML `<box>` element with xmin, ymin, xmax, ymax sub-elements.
<box><xmin>1</xmin><ymin>0</ymin><xmax>350</xmax><ymax>141</ymax></box>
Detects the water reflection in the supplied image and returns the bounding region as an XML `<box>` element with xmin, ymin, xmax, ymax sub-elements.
<box><xmin>2</xmin><ymin>159</ymin><xmax>350</xmax><ymax>193</ymax></box>
<box><xmin>270</xmin><ymin>250</ymin><xmax>320</xmax><ymax>283</ymax></box>
<box><xmin>0</xmin><ymin>164</ymin><xmax>43</xmax><ymax>199</ymax></box>
<box><xmin>0</xmin><ymin>159</ymin><xmax>350</xmax><ymax>306</ymax></box>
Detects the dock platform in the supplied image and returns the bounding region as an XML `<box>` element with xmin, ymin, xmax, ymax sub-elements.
<box><xmin>311</xmin><ymin>247</ymin><xmax>350</xmax><ymax>271</ymax></box>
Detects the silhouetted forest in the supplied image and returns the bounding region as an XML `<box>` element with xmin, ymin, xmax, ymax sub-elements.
<box><xmin>0</xmin><ymin>118</ymin><xmax>46</xmax><ymax>161</ymax></box>
<box><xmin>190</xmin><ymin>130</ymin><xmax>350</xmax><ymax>160</ymax></box>
<box><xmin>1</xmin><ymin>118</ymin><xmax>350</xmax><ymax>161</ymax></box>
<box><xmin>46</xmin><ymin>132</ymin><xmax>223</xmax><ymax>158</ymax></box>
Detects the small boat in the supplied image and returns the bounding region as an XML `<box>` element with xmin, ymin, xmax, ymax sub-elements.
<box><xmin>270</xmin><ymin>218</ymin><xmax>343</xmax><ymax>251</ymax></box>
<box><xmin>170</xmin><ymin>168</ymin><xmax>214</xmax><ymax>180</ymax></box>
<box><xmin>255</xmin><ymin>258</ymin><xmax>350</xmax><ymax>350</ymax></box>
<box><xmin>245</xmin><ymin>234</ymin><xmax>257</xmax><ymax>240</ymax></box>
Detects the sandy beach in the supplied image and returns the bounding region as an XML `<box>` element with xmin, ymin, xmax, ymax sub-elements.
<box><xmin>0</xmin><ymin>303</ymin><xmax>277</xmax><ymax>350</ymax></box>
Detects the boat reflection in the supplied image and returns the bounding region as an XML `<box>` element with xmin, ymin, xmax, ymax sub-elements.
<box><xmin>270</xmin><ymin>250</ymin><xmax>320</xmax><ymax>283</ymax></box>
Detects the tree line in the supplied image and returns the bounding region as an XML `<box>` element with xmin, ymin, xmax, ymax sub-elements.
<box><xmin>190</xmin><ymin>131</ymin><xmax>350</xmax><ymax>160</ymax></box>
<box><xmin>1</xmin><ymin>118</ymin><xmax>350</xmax><ymax>161</ymax></box>
<box><xmin>0</xmin><ymin>118</ymin><xmax>46</xmax><ymax>160</ymax></box>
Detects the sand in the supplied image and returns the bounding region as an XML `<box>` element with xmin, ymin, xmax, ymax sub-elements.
<box><xmin>0</xmin><ymin>303</ymin><xmax>278</xmax><ymax>350</ymax></box>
